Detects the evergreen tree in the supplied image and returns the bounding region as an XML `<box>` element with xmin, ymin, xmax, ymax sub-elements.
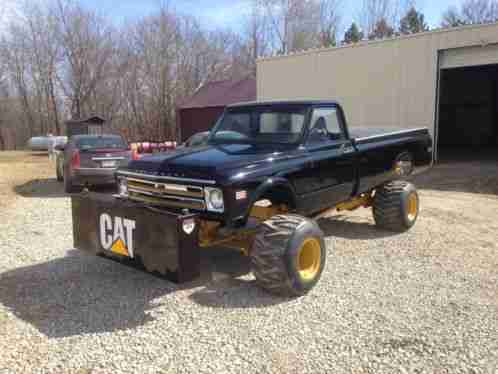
<box><xmin>441</xmin><ymin>7</ymin><xmax>466</xmax><ymax>28</ymax></box>
<box><xmin>368</xmin><ymin>18</ymin><xmax>394</xmax><ymax>40</ymax></box>
<box><xmin>400</xmin><ymin>7</ymin><xmax>429</xmax><ymax>34</ymax></box>
<box><xmin>343</xmin><ymin>22</ymin><xmax>364</xmax><ymax>44</ymax></box>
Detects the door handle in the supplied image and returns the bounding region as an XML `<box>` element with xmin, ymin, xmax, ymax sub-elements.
<box><xmin>339</xmin><ymin>143</ymin><xmax>354</xmax><ymax>154</ymax></box>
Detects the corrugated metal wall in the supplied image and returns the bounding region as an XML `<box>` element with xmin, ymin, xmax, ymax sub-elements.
<box><xmin>257</xmin><ymin>23</ymin><xmax>498</xmax><ymax>139</ymax></box>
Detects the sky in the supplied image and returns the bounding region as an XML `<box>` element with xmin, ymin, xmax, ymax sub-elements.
<box><xmin>4</xmin><ymin>0</ymin><xmax>467</xmax><ymax>34</ymax></box>
<box><xmin>75</xmin><ymin>0</ymin><xmax>467</xmax><ymax>31</ymax></box>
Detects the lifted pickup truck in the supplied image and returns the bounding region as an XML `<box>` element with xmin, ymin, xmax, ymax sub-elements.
<box><xmin>72</xmin><ymin>101</ymin><xmax>432</xmax><ymax>296</ymax></box>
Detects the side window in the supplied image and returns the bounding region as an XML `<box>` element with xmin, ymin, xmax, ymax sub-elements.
<box><xmin>308</xmin><ymin>108</ymin><xmax>345</xmax><ymax>143</ymax></box>
<box><xmin>260</xmin><ymin>112</ymin><xmax>305</xmax><ymax>134</ymax></box>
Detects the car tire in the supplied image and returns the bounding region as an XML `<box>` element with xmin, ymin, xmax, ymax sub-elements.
<box><xmin>250</xmin><ymin>214</ymin><xmax>326</xmax><ymax>297</ymax></box>
<box><xmin>373</xmin><ymin>181</ymin><xmax>419</xmax><ymax>232</ymax></box>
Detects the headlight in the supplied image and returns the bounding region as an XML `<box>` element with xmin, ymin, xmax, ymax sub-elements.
<box><xmin>118</xmin><ymin>178</ymin><xmax>128</xmax><ymax>196</ymax></box>
<box><xmin>205</xmin><ymin>187</ymin><xmax>224</xmax><ymax>212</ymax></box>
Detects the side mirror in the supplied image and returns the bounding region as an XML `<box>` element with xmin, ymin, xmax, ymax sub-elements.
<box><xmin>55</xmin><ymin>144</ymin><xmax>65</xmax><ymax>151</ymax></box>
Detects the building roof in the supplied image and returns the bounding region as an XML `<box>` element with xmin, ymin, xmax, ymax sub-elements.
<box><xmin>65</xmin><ymin>116</ymin><xmax>106</xmax><ymax>125</ymax></box>
<box><xmin>257</xmin><ymin>21</ymin><xmax>498</xmax><ymax>62</ymax></box>
<box><xmin>227</xmin><ymin>100</ymin><xmax>340</xmax><ymax>108</ymax></box>
<box><xmin>178</xmin><ymin>76</ymin><xmax>256</xmax><ymax>110</ymax></box>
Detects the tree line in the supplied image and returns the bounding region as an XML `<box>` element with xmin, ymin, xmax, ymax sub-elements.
<box><xmin>0</xmin><ymin>0</ymin><xmax>497</xmax><ymax>149</ymax></box>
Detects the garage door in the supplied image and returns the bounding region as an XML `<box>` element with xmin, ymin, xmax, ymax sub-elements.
<box><xmin>440</xmin><ymin>44</ymin><xmax>498</xmax><ymax>70</ymax></box>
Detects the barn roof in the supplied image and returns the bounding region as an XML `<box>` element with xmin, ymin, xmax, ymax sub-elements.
<box><xmin>178</xmin><ymin>76</ymin><xmax>256</xmax><ymax>110</ymax></box>
<box><xmin>65</xmin><ymin>115</ymin><xmax>106</xmax><ymax>125</ymax></box>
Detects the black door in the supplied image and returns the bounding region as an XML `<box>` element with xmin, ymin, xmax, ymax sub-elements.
<box><xmin>296</xmin><ymin>106</ymin><xmax>356</xmax><ymax>215</ymax></box>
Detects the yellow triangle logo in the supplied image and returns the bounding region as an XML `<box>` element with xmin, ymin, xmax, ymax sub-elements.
<box><xmin>111</xmin><ymin>238</ymin><xmax>129</xmax><ymax>257</ymax></box>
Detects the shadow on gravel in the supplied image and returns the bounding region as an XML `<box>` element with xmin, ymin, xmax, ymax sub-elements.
<box><xmin>189</xmin><ymin>248</ymin><xmax>290</xmax><ymax>309</ymax></box>
<box><xmin>14</xmin><ymin>178</ymin><xmax>116</xmax><ymax>198</ymax></box>
<box><xmin>413</xmin><ymin>160</ymin><xmax>498</xmax><ymax>196</ymax></box>
<box><xmin>317</xmin><ymin>215</ymin><xmax>397</xmax><ymax>240</ymax></box>
<box><xmin>14</xmin><ymin>178</ymin><xmax>66</xmax><ymax>198</ymax></box>
<box><xmin>0</xmin><ymin>248</ymin><xmax>286</xmax><ymax>338</ymax></box>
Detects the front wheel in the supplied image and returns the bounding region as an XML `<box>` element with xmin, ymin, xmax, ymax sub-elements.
<box><xmin>250</xmin><ymin>214</ymin><xmax>326</xmax><ymax>297</ymax></box>
<box><xmin>373</xmin><ymin>181</ymin><xmax>419</xmax><ymax>232</ymax></box>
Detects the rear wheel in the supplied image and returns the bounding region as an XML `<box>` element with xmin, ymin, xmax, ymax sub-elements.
<box><xmin>373</xmin><ymin>181</ymin><xmax>419</xmax><ymax>232</ymax></box>
<box><xmin>250</xmin><ymin>214</ymin><xmax>326</xmax><ymax>297</ymax></box>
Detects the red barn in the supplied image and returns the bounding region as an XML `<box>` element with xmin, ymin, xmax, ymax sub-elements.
<box><xmin>176</xmin><ymin>76</ymin><xmax>256</xmax><ymax>142</ymax></box>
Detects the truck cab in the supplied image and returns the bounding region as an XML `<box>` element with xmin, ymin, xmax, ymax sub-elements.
<box><xmin>117</xmin><ymin>101</ymin><xmax>431</xmax><ymax>226</ymax></box>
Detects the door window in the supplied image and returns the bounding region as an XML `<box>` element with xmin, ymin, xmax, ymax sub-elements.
<box><xmin>308</xmin><ymin>108</ymin><xmax>345</xmax><ymax>143</ymax></box>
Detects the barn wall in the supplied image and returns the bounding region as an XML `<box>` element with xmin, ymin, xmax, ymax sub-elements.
<box><xmin>257</xmin><ymin>23</ymin><xmax>498</xmax><ymax>139</ymax></box>
<box><xmin>178</xmin><ymin>107</ymin><xmax>224</xmax><ymax>142</ymax></box>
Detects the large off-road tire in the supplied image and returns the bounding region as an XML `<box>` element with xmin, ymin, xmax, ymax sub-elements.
<box><xmin>250</xmin><ymin>214</ymin><xmax>326</xmax><ymax>297</ymax></box>
<box><xmin>373</xmin><ymin>181</ymin><xmax>419</xmax><ymax>232</ymax></box>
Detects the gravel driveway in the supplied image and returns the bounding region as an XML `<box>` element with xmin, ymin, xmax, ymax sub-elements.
<box><xmin>0</xmin><ymin>156</ymin><xmax>497</xmax><ymax>374</ymax></box>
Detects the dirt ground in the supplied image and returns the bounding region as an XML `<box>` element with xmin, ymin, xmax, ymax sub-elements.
<box><xmin>0</xmin><ymin>151</ymin><xmax>56</xmax><ymax>209</ymax></box>
<box><xmin>0</xmin><ymin>151</ymin><xmax>497</xmax><ymax>373</ymax></box>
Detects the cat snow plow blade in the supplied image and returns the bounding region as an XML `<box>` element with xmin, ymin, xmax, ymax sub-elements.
<box><xmin>71</xmin><ymin>192</ymin><xmax>201</xmax><ymax>283</ymax></box>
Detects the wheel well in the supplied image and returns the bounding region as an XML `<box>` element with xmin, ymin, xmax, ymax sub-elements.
<box><xmin>257</xmin><ymin>185</ymin><xmax>296</xmax><ymax>210</ymax></box>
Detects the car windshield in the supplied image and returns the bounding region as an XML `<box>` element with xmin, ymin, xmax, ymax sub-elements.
<box><xmin>76</xmin><ymin>136</ymin><xmax>127</xmax><ymax>150</ymax></box>
<box><xmin>210</xmin><ymin>106</ymin><xmax>308</xmax><ymax>145</ymax></box>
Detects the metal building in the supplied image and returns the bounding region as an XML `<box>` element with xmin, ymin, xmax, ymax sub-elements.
<box><xmin>257</xmin><ymin>23</ymin><xmax>498</xmax><ymax>160</ymax></box>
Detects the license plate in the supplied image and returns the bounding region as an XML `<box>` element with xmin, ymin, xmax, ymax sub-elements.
<box><xmin>101</xmin><ymin>160</ymin><xmax>117</xmax><ymax>168</ymax></box>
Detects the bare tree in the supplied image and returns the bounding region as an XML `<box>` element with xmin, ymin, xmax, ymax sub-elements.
<box><xmin>3</xmin><ymin>23</ymin><xmax>38</xmax><ymax>138</ymax></box>
<box><xmin>441</xmin><ymin>0</ymin><xmax>498</xmax><ymax>27</ymax></box>
<box><xmin>263</xmin><ymin>0</ymin><xmax>315</xmax><ymax>54</ymax></box>
<box><xmin>0</xmin><ymin>0</ymin><xmax>269</xmax><ymax>148</ymax></box>
<box><xmin>241</xmin><ymin>0</ymin><xmax>270</xmax><ymax>69</ymax></box>
<box><xmin>317</xmin><ymin>0</ymin><xmax>342</xmax><ymax>47</ymax></box>
<box><xmin>358</xmin><ymin>0</ymin><xmax>412</xmax><ymax>36</ymax></box>
<box><xmin>53</xmin><ymin>0</ymin><xmax>115</xmax><ymax>119</ymax></box>
<box><xmin>462</xmin><ymin>0</ymin><xmax>498</xmax><ymax>23</ymax></box>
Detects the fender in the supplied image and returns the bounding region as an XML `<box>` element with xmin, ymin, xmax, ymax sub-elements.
<box><xmin>241</xmin><ymin>177</ymin><xmax>297</xmax><ymax>223</ymax></box>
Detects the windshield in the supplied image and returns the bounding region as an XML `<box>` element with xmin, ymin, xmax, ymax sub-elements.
<box><xmin>187</xmin><ymin>132</ymin><xmax>209</xmax><ymax>147</ymax></box>
<box><xmin>76</xmin><ymin>136</ymin><xmax>127</xmax><ymax>150</ymax></box>
<box><xmin>210</xmin><ymin>107</ymin><xmax>308</xmax><ymax>144</ymax></box>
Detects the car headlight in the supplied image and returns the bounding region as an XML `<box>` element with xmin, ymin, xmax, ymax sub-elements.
<box><xmin>205</xmin><ymin>187</ymin><xmax>224</xmax><ymax>212</ymax></box>
<box><xmin>118</xmin><ymin>178</ymin><xmax>128</xmax><ymax>196</ymax></box>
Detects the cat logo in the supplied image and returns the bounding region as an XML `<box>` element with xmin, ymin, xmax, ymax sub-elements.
<box><xmin>99</xmin><ymin>213</ymin><xmax>136</xmax><ymax>258</ymax></box>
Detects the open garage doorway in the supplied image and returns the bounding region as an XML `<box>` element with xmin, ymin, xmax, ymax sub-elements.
<box><xmin>437</xmin><ymin>64</ymin><xmax>498</xmax><ymax>161</ymax></box>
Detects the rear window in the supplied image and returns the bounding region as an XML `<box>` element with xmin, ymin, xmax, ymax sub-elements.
<box><xmin>75</xmin><ymin>137</ymin><xmax>127</xmax><ymax>150</ymax></box>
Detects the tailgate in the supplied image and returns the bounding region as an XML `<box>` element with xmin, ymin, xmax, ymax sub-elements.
<box><xmin>71</xmin><ymin>192</ymin><xmax>200</xmax><ymax>283</ymax></box>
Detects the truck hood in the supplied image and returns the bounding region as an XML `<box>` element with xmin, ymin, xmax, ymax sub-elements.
<box><xmin>125</xmin><ymin>143</ymin><xmax>301</xmax><ymax>180</ymax></box>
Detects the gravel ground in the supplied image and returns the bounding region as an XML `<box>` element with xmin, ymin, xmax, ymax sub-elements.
<box><xmin>0</xmin><ymin>154</ymin><xmax>497</xmax><ymax>374</ymax></box>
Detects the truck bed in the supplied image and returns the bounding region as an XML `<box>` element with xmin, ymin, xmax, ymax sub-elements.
<box><xmin>349</xmin><ymin>127</ymin><xmax>429</xmax><ymax>143</ymax></box>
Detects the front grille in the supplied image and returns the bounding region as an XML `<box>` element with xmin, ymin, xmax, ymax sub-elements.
<box><xmin>125</xmin><ymin>177</ymin><xmax>206</xmax><ymax>210</ymax></box>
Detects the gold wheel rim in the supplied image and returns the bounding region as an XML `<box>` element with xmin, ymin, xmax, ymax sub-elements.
<box><xmin>297</xmin><ymin>238</ymin><xmax>321</xmax><ymax>281</ymax></box>
<box><xmin>407</xmin><ymin>192</ymin><xmax>418</xmax><ymax>221</ymax></box>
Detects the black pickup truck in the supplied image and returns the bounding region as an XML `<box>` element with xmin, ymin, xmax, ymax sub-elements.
<box><xmin>72</xmin><ymin>101</ymin><xmax>432</xmax><ymax>297</ymax></box>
